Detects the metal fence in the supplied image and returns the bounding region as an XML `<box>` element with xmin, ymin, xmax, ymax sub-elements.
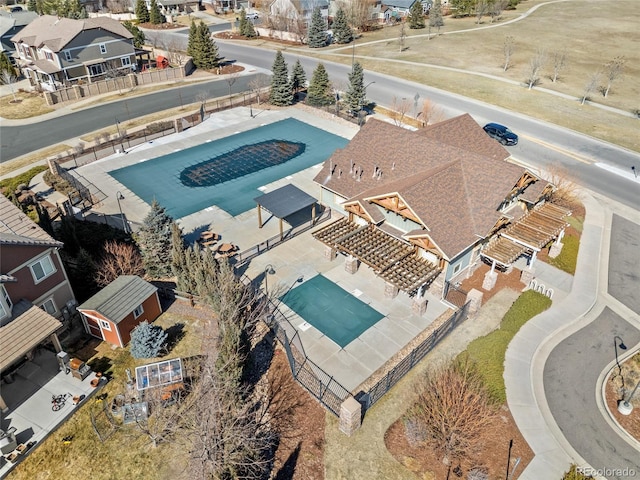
<box><xmin>443</xmin><ymin>280</ymin><xmax>469</xmax><ymax>309</ymax></box>
<box><xmin>362</xmin><ymin>301</ymin><xmax>470</xmax><ymax>411</ymax></box>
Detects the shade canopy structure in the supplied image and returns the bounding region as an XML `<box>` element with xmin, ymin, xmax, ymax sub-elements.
<box><xmin>254</xmin><ymin>184</ymin><xmax>318</xmax><ymax>239</ymax></box>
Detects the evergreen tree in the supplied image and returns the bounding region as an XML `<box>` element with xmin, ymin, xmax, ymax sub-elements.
<box><xmin>130</xmin><ymin>321</ymin><xmax>168</xmax><ymax>359</ymax></box>
<box><xmin>196</xmin><ymin>21</ymin><xmax>221</xmax><ymax>69</ymax></box>
<box><xmin>429</xmin><ymin>0</ymin><xmax>444</xmax><ymax>35</ymax></box>
<box><xmin>187</xmin><ymin>21</ymin><xmax>199</xmax><ymax>62</ymax></box>
<box><xmin>135</xmin><ymin>0</ymin><xmax>150</xmax><ymax>23</ymax></box>
<box><xmin>123</xmin><ymin>21</ymin><xmax>146</xmax><ymax>49</ymax></box>
<box><xmin>170</xmin><ymin>224</ymin><xmax>190</xmax><ymax>292</ymax></box>
<box><xmin>345</xmin><ymin>61</ymin><xmax>365</xmax><ymax>114</ymax></box>
<box><xmin>149</xmin><ymin>0</ymin><xmax>165</xmax><ymax>24</ymax></box>
<box><xmin>238</xmin><ymin>8</ymin><xmax>257</xmax><ymax>38</ymax></box>
<box><xmin>137</xmin><ymin>199</ymin><xmax>175</xmax><ymax>278</ymax></box>
<box><xmin>0</xmin><ymin>52</ymin><xmax>17</xmax><ymax>78</ymax></box>
<box><xmin>306</xmin><ymin>63</ymin><xmax>333</xmax><ymax>107</ymax></box>
<box><xmin>269</xmin><ymin>51</ymin><xmax>293</xmax><ymax>106</ymax></box>
<box><xmin>71</xmin><ymin>248</ymin><xmax>98</xmax><ymax>301</ymax></box>
<box><xmin>307</xmin><ymin>7</ymin><xmax>327</xmax><ymax>48</ymax></box>
<box><xmin>332</xmin><ymin>8</ymin><xmax>353</xmax><ymax>44</ymax></box>
<box><xmin>409</xmin><ymin>1</ymin><xmax>426</xmax><ymax>29</ymax></box>
<box><xmin>290</xmin><ymin>59</ymin><xmax>307</xmax><ymax>95</ymax></box>
<box><xmin>27</xmin><ymin>0</ymin><xmax>37</xmax><ymax>12</ymax></box>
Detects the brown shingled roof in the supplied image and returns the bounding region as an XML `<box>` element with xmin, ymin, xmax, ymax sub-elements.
<box><xmin>11</xmin><ymin>15</ymin><xmax>133</xmax><ymax>52</ymax></box>
<box><xmin>313</xmin><ymin>116</ymin><xmax>530</xmax><ymax>259</ymax></box>
<box><xmin>0</xmin><ymin>194</ymin><xmax>62</xmax><ymax>247</ymax></box>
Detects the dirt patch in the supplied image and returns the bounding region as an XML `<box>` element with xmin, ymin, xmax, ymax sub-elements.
<box><xmin>214</xmin><ymin>31</ymin><xmax>303</xmax><ymax>48</ymax></box>
<box><xmin>138</xmin><ymin>22</ymin><xmax>183</xmax><ymax>30</ymax></box>
<box><xmin>605</xmin><ymin>354</ymin><xmax>640</xmax><ymax>443</ymax></box>
<box><xmin>385</xmin><ymin>404</ymin><xmax>533</xmax><ymax>479</ymax></box>
<box><xmin>270</xmin><ymin>349</ymin><xmax>325</xmax><ymax>480</ymax></box>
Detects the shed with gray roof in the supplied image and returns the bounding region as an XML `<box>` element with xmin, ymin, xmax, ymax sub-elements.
<box><xmin>78</xmin><ymin>276</ymin><xmax>162</xmax><ymax>347</ymax></box>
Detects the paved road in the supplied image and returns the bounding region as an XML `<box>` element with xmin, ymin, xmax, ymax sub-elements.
<box><xmin>543</xmin><ymin>212</ymin><xmax>640</xmax><ymax>479</ymax></box>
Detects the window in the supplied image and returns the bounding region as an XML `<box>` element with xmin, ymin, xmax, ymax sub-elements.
<box><xmin>99</xmin><ymin>319</ymin><xmax>111</xmax><ymax>331</ymax></box>
<box><xmin>64</xmin><ymin>50</ymin><xmax>72</xmax><ymax>61</ymax></box>
<box><xmin>89</xmin><ymin>64</ymin><xmax>104</xmax><ymax>76</ymax></box>
<box><xmin>29</xmin><ymin>254</ymin><xmax>55</xmax><ymax>282</ymax></box>
<box><xmin>121</xmin><ymin>56</ymin><xmax>131</xmax><ymax>67</ymax></box>
<box><xmin>21</xmin><ymin>44</ymin><xmax>31</xmax><ymax>58</ymax></box>
<box><xmin>99</xmin><ymin>43</ymin><xmax>107</xmax><ymax>54</ymax></box>
<box><xmin>0</xmin><ymin>286</ymin><xmax>10</xmax><ymax>321</ymax></box>
<box><xmin>452</xmin><ymin>263</ymin><xmax>462</xmax><ymax>275</ymax></box>
<box><xmin>133</xmin><ymin>304</ymin><xmax>144</xmax><ymax>319</ymax></box>
<box><xmin>1</xmin><ymin>285</ymin><xmax>11</xmax><ymax>309</ymax></box>
<box><xmin>45</xmin><ymin>51</ymin><xmax>53</xmax><ymax>61</ymax></box>
<box><xmin>0</xmin><ymin>301</ymin><xmax>7</xmax><ymax>321</ymax></box>
<box><xmin>41</xmin><ymin>298</ymin><xmax>57</xmax><ymax>315</ymax></box>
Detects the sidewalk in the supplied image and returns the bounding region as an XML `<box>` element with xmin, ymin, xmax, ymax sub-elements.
<box><xmin>504</xmin><ymin>191</ymin><xmax>605</xmax><ymax>479</ymax></box>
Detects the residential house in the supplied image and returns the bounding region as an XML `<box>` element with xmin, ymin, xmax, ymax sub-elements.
<box><xmin>0</xmin><ymin>10</ymin><xmax>38</xmax><ymax>60</ymax></box>
<box><xmin>312</xmin><ymin>114</ymin><xmax>566</xmax><ymax>299</ymax></box>
<box><xmin>378</xmin><ymin>0</ymin><xmax>430</xmax><ymax>22</ymax></box>
<box><xmin>11</xmin><ymin>15</ymin><xmax>135</xmax><ymax>91</ymax></box>
<box><xmin>77</xmin><ymin>275</ymin><xmax>162</xmax><ymax>348</ymax></box>
<box><xmin>0</xmin><ymin>195</ymin><xmax>76</xmax><ymax>410</ymax></box>
<box><xmin>269</xmin><ymin>0</ymin><xmax>329</xmax><ymax>32</ymax></box>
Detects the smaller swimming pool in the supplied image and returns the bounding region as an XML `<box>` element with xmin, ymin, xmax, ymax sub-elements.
<box><xmin>280</xmin><ymin>275</ymin><xmax>384</xmax><ymax>348</ymax></box>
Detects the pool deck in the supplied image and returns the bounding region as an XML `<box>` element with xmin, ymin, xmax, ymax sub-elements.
<box><xmin>76</xmin><ymin>105</ymin><xmax>452</xmax><ymax>394</ymax></box>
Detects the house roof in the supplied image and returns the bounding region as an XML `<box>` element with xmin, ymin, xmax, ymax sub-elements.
<box><xmin>0</xmin><ymin>194</ymin><xmax>62</xmax><ymax>248</ymax></box>
<box><xmin>253</xmin><ymin>184</ymin><xmax>317</xmax><ymax>219</ymax></box>
<box><xmin>11</xmin><ymin>15</ymin><xmax>133</xmax><ymax>52</ymax></box>
<box><xmin>382</xmin><ymin>0</ymin><xmax>417</xmax><ymax>9</ymax></box>
<box><xmin>313</xmin><ymin>116</ymin><xmax>533</xmax><ymax>259</ymax></box>
<box><xmin>78</xmin><ymin>276</ymin><xmax>157</xmax><ymax>324</ymax></box>
<box><xmin>0</xmin><ymin>11</ymin><xmax>38</xmax><ymax>33</ymax></box>
<box><xmin>0</xmin><ymin>301</ymin><xmax>62</xmax><ymax>371</ymax></box>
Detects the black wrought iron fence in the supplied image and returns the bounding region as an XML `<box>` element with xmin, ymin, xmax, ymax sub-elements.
<box><xmin>362</xmin><ymin>301</ymin><xmax>470</xmax><ymax>411</ymax></box>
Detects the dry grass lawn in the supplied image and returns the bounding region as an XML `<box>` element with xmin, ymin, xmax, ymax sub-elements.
<box><xmin>0</xmin><ymin>91</ymin><xmax>53</xmax><ymax>119</ymax></box>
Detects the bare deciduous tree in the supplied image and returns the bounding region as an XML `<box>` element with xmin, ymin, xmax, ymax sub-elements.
<box><xmin>550</xmin><ymin>49</ymin><xmax>567</xmax><ymax>83</ymax></box>
<box><xmin>410</xmin><ymin>357</ymin><xmax>498</xmax><ymax>463</ymax></box>
<box><xmin>488</xmin><ymin>0</ymin><xmax>507</xmax><ymax>23</ymax></box>
<box><xmin>602</xmin><ymin>56</ymin><xmax>625</xmax><ymax>98</ymax></box>
<box><xmin>543</xmin><ymin>165</ymin><xmax>579</xmax><ymax>209</ymax></box>
<box><xmin>248</xmin><ymin>73</ymin><xmax>271</xmax><ymax>105</ymax></box>
<box><xmin>503</xmin><ymin>35</ymin><xmax>515</xmax><ymax>72</ymax></box>
<box><xmin>526</xmin><ymin>48</ymin><xmax>545</xmax><ymax>90</ymax></box>
<box><xmin>225</xmin><ymin>71</ymin><xmax>240</xmax><ymax>104</ymax></box>
<box><xmin>417</xmin><ymin>98</ymin><xmax>445</xmax><ymax>127</ymax></box>
<box><xmin>391</xmin><ymin>96</ymin><xmax>412</xmax><ymax>127</ymax></box>
<box><xmin>475</xmin><ymin>0</ymin><xmax>489</xmax><ymax>24</ymax></box>
<box><xmin>96</xmin><ymin>240</ymin><xmax>145</xmax><ymax>287</ymax></box>
<box><xmin>166</xmin><ymin>40</ymin><xmax>186</xmax><ymax>67</ymax></box>
<box><xmin>0</xmin><ymin>70</ymin><xmax>19</xmax><ymax>102</ymax></box>
<box><xmin>399</xmin><ymin>21</ymin><xmax>407</xmax><ymax>52</ymax></box>
<box><xmin>581</xmin><ymin>71</ymin><xmax>601</xmax><ymax>105</ymax></box>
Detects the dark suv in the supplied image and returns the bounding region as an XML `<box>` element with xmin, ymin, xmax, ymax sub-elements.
<box><xmin>483</xmin><ymin>123</ymin><xmax>518</xmax><ymax>146</ymax></box>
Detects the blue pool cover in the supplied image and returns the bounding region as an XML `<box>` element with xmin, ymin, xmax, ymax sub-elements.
<box><xmin>109</xmin><ymin>118</ymin><xmax>348</xmax><ymax>218</ymax></box>
<box><xmin>280</xmin><ymin>274</ymin><xmax>384</xmax><ymax>348</ymax></box>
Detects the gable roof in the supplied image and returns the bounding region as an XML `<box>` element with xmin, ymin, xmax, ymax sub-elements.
<box><xmin>0</xmin><ymin>11</ymin><xmax>38</xmax><ymax>38</ymax></box>
<box><xmin>11</xmin><ymin>15</ymin><xmax>133</xmax><ymax>52</ymax></box>
<box><xmin>313</xmin><ymin>116</ymin><xmax>532</xmax><ymax>259</ymax></box>
<box><xmin>78</xmin><ymin>275</ymin><xmax>157</xmax><ymax>324</ymax></box>
<box><xmin>0</xmin><ymin>194</ymin><xmax>62</xmax><ymax>248</ymax></box>
<box><xmin>382</xmin><ymin>0</ymin><xmax>418</xmax><ymax>9</ymax></box>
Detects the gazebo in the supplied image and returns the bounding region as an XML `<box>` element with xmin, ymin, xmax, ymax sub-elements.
<box><xmin>253</xmin><ymin>184</ymin><xmax>318</xmax><ymax>240</ymax></box>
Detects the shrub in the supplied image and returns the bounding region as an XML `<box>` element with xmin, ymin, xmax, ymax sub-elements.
<box><xmin>130</xmin><ymin>321</ymin><xmax>168</xmax><ymax>358</ymax></box>
<box><xmin>463</xmin><ymin>290</ymin><xmax>552</xmax><ymax>403</ymax></box>
<box><xmin>562</xmin><ymin>464</ymin><xmax>593</xmax><ymax>479</ymax></box>
<box><xmin>43</xmin><ymin>171</ymin><xmax>76</xmax><ymax>196</ymax></box>
<box><xmin>0</xmin><ymin>165</ymin><xmax>48</xmax><ymax>196</ymax></box>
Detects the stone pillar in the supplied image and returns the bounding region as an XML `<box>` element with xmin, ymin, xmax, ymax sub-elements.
<box><xmin>482</xmin><ymin>270</ymin><xmax>498</xmax><ymax>291</ymax></box>
<box><xmin>324</xmin><ymin>245</ymin><xmax>337</xmax><ymax>261</ymax></box>
<box><xmin>385</xmin><ymin>282</ymin><xmax>399</xmax><ymax>299</ymax></box>
<box><xmin>339</xmin><ymin>396</ymin><xmax>362</xmax><ymax>436</ymax></box>
<box><xmin>174</xmin><ymin>118</ymin><xmax>183</xmax><ymax>133</ymax></box>
<box><xmin>466</xmin><ymin>288</ymin><xmax>484</xmax><ymax>317</ymax></box>
<box><xmin>412</xmin><ymin>296</ymin><xmax>428</xmax><ymax>315</ymax></box>
<box><xmin>73</xmin><ymin>85</ymin><xmax>82</xmax><ymax>100</ymax></box>
<box><xmin>520</xmin><ymin>266</ymin><xmax>536</xmax><ymax>285</ymax></box>
<box><xmin>548</xmin><ymin>242</ymin><xmax>564</xmax><ymax>258</ymax></box>
<box><xmin>344</xmin><ymin>255</ymin><xmax>359</xmax><ymax>274</ymax></box>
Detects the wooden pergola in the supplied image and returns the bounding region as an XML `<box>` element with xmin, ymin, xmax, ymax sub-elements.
<box><xmin>313</xmin><ymin>219</ymin><xmax>440</xmax><ymax>294</ymax></box>
<box><xmin>482</xmin><ymin>202</ymin><xmax>571</xmax><ymax>268</ymax></box>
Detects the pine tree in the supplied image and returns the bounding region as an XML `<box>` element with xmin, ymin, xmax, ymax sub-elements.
<box><xmin>123</xmin><ymin>21</ymin><xmax>146</xmax><ymax>49</ymax></box>
<box><xmin>307</xmin><ymin>7</ymin><xmax>327</xmax><ymax>48</ymax></box>
<box><xmin>429</xmin><ymin>0</ymin><xmax>444</xmax><ymax>36</ymax></box>
<box><xmin>187</xmin><ymin>21</ymin><xmax>199</xmax><ymax>61</ymax></box>
<box><xmin>0</xmin><ymin>52</ymin><xmax>16</xmax><ymax>78</ymax></box>
<box><xmin>27</xmin><ymin>0</ymin><xmax>37</xmax><ymax>12</ymax></box>
<box><xmin>409</xmin><ymin>1</ymin><xmax>426</xmax><ymax>29</ymax></box>
<box><xmin>269</xmin><ymin>51</ymin><xmax>293</xmax><ymax>106</ymax></box>
<box><xmin>130</xmin><ymin>321</ymin><xmax>168</xmax><ymax>358</ymax></box>
<box><xmin>332</xmin><ymin>8</ymin><xmax>353</xmax><ymax>44</ymax></box>
<box><xmin>135</xmin><ymin>0</ymin><xmax>150</xmax><ymax>23</ymax></box>
<box><xmin>290</xmin><ymin>59</ymin><xmax>307</xmax><ymax>95</ymax></box>
<box><xmin>149</xmin><ymin>0</ymin><xmax>165</xmax><ymax>24</ymax></box>
<box><xmin>306</xmin><ymin>63</ymin><xmax>333</xmax><ymax>107</ymax></box>
<box><xmin>196</xmin><ymin>21</ymin><xmax>220</xmax><ymax>69</ymax></box>
<box><xmin>170</xmin><ymin>224</ymin><xmax>190</xmax><ymax>292</ymax></box>
<box><xmin>346</xmin><ymin>61</ymin><xmax>365</xmax><ymax>114</ymax></box>
<box><xmin>72</xmin><ymin>248</ymin><xmax>98</xmax><ymax>301</ymax></box>
<box><xmin>137</xmin><ymin>199</ymin><xmax>175</xmax><ymax>278</ymax></box>
<box><xmin>238</xmin><ymin>8</ymin><xmax>257</xmax><ymax>38</ymax></box>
